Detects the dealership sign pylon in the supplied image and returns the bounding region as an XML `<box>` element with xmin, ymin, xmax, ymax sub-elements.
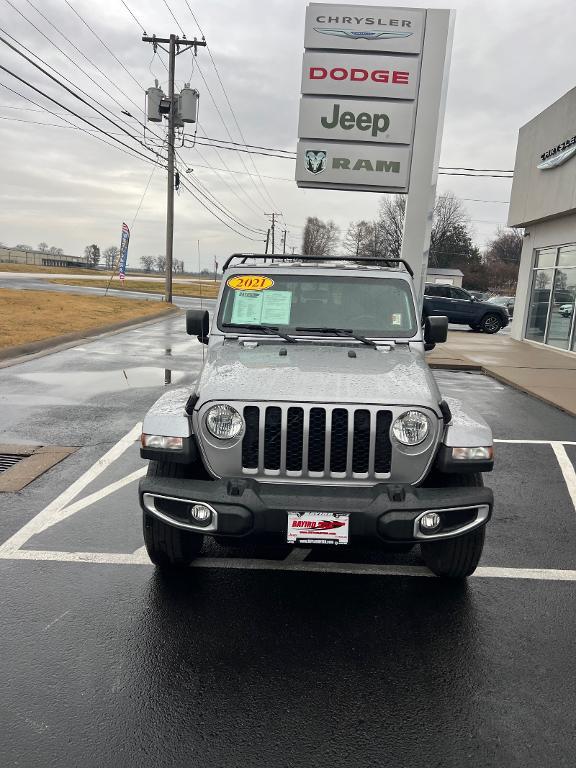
<box><xmin>295</xmin><ymin>3</ymin><xmax>455</xmax><ymax>300</ymax></box>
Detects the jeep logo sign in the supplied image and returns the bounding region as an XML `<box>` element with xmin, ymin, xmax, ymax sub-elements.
<box><xmin>296</xmin><ymin>141</ymin><xmax>410</xmax><ymax>190</ymax></box>
<box><xmin>302</xmin><ymin>52</ymin><xmax>419</xmax><ymax>100</ymax></box>
<box><xmin>298</xmin><ymin>97</ymin><xmax>415</xmax><ymax>144</ymax></box>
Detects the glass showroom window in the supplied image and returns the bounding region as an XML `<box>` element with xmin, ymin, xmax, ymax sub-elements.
<box><xmin>526</xmin><ymin>246</ymin><xmax>576</xmax><ymax>351</ymax></box>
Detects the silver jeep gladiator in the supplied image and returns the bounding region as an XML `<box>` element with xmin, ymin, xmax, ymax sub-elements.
<box><xmin>139</xmin><ymin>255</ymin><xmax>494</xmax><ymax>578</ymax></box>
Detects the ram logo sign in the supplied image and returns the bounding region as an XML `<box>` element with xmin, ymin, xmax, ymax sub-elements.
<box><xmin>305</xmin><ymin>150</ymin><xmax>327</xmax><ymax>174</ymax></box>
<box><xmin>297</xmin><ymin>141</ymin><xmax>410</xmax><ymax>190</ymax></box>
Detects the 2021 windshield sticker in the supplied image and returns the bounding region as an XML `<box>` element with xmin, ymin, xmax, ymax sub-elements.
<box><xmin>227</xmin><ymin>275</ymin><xmax>274</xmax><ymax>291</ymax></box>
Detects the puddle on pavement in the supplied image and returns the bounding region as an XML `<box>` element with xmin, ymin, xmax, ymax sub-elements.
<box><xmin>16</xmin><ymin>367</ymin><xmax>192</xmax><ymax>400</ymax></box>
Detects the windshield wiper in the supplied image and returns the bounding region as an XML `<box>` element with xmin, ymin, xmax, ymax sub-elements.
<box><xmin>295</xmin><ymin>326</ymin><xmax>378</xmax><ymax>349</ymax></box>
<box><xmin>222</xmin><ymin>323</ymin><xmax>297</xmax><ymax>343</ymax></box>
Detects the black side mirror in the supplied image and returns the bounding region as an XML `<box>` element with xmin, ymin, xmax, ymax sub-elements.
<box><xmin>186</xmin><ymin>309</ymin><xmax>210</xmax><ymax>344</ymax></box>
<box><xmin>424</xmin><ymin>315</ymin><xmax>448</xmax><ymax>350</ymax></box>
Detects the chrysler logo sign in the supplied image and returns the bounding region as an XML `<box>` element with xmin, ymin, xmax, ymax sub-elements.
<box><xmin>537</xmin><ymin>135</ymin><xmax>576</xmax><ymax>170</ymax></box>
<box><xmin>313</xmin><ymin>27</ymin><xmax>413</xmax><ymax>41</ymax></box>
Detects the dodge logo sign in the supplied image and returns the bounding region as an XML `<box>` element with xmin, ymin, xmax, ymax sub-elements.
<box><xmin>305</xmin><ymin>150</ymin><xmax>327</xmax><ymax>174</ymax></box>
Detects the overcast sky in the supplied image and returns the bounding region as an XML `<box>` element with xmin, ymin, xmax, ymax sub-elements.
<box><xmin>0</xmin><ymin>0</ymin><xmax>575</xmax><ymax>270</ymax></box>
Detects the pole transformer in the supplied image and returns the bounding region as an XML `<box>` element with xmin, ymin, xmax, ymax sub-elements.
<box><xmin>142</xmin><ymin>33</ymin><xmax>206</xmax><ymax>303</ymax></box>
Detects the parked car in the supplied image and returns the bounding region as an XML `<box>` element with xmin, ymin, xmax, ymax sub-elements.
<box><xmin>468</xmin><ymin>290</ymin><xmax>489</xmax><ymax>301</ymax></box>
<box><xmin>559</xmin><ymin>303</ymin><xmax>573</xmax><ymax>318</ymax></box>
<box><xmin>138</xmin><ymin>256</ymin><xmax>495</xmax><ymax>579</ymax></box>
<box><xmin>423</xmin><ymin>284</ymin><xmax>510</xmax><ymax>333</ymax></box>
<box><xmin>486</xmin><ymin>295</ymin><xmax>515</xmax><ymax>318</ymax></box>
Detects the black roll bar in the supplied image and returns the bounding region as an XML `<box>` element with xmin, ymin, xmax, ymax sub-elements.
<box><xmin>221</xmin><ymin>253</ymin><xmax>414</xmax><ymax>278</ymax></box>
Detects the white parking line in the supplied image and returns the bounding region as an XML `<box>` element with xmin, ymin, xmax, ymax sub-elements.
<box><xmin>551</xmin><ymin>442</ymin><xmax>576</xmax><ymax>513</ymax></box>
<box><xmin>0</xmin><ymin>423</ymin><xmax>141</xmax><ymax>555</ymax></box>
<box><xmin>494</xmin><ymin>439</ymin><xmax>576</xmax><ymax>445</ymax></box>
<box><xmin>3</xmin><ymin>548</ymin><xmax>576</xmax><ymax>581</ymax></box>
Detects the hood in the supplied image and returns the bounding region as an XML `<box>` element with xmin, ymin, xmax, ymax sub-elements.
<box><xmin>196</xmin><ymin>341</ymin><xmax>441</xmax><ymax>411</ymax></box>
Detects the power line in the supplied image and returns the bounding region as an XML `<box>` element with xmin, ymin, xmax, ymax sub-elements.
<box><xmin>182</xmin><ymin>1</ymin><xmax>282</xmax><ymax>215</ymax></box>
<box><xmin>0</xmin><ymin>63</ymin><xmax>162</xmax><ymax>164</ymax></box>
<box><xmin>64</xmin><ymin>0</ymin><xmax>144</xmax><ymax>92</ymax></box>
<box><xmin>22</xmin><ymin>0</ymin><xmax>150</xmax><ymax>126</ymax></box>
<box><xmin>193</xmin><ymin>63</ymin><xmax>271</xmax><ymax>212</ymax></box>
<box><xmin>0</xmin><ymin>86</ymin><xmax>268</xmax><ymax>242</ymax></box>
<box><xmin>188</xmin><ymin>144</ymin><xmax>269</xmax><ymax>218</ymax></box>
<box><xmin>0</xmin><ymin>32</ymin><xmax>165</xmax><ymax>162</ymax></box>
<box><xmin>161</xmin><ymin>0</ymin><xmax>186</xmax><ymax>37</ymax></box>
<box><xmin>119</xmin><ymin>0</ymin><xmax>146</xmax><ymax>35</ymax></box>
<box><xmin>130</xmin><ymin>165</ymin><xmax>156</xmax><ymax>229</ymax></box>
<box><xmin>0</xmin><ymin>80</ymin><xmax>164</xmax><ymax>168</ymax></box>
<box><xmin>0</xmin><ymin>4</ymin><xmax>151</xmax><ymax>132</ymax></box>
<box><xmin>176</xmin><ymin>153</ymin><xmax>268</xmax><ymax>235</ymax></box>
<box><xmin>178</xmin><ymin>177</ymin><xmax>265</xmax><ymax>241</ymax></box>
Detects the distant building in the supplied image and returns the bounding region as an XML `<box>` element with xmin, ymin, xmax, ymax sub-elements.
<box><xmin>508</xmin><ymin>86</ymin><xmax>576</xmax><ymax>355</ymax></box>
<box><xmin>0</xmin><ymin>247</ymin><xmax>88</xmax><ymax>269</ymax></box>
<box><xmin>426</xmin><ymin>267</ymin><xmax>464</xmax><ymax>287</ymax></box>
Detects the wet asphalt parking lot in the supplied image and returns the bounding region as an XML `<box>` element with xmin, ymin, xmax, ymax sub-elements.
<box><xmin>1</xmin><ymin>309</ymin><xmax>576</xmax><ymax>767</ymax></box>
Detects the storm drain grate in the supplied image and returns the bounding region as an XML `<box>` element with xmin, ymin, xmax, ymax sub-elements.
<box><xmin>0</xmin><ymin>454</ymin><xmax>26</xmax><ymax>473</ymax></box>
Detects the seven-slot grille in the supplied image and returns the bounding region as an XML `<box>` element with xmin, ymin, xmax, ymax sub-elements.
<box><xmin>241</xmin><ymin>405</ymin><xmax>392</xmax><ymax>479</ymax></box>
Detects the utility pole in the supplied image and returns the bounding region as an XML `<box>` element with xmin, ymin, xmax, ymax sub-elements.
<box><xmin>265</xmin><ymin>213</ymin><xmax>281</xmax><ymax>254</ymax></box>
<box><xmin>282</xmin><ymin>229</ymin><xmax>287</xmax><ymax>255</ymax></box>
<box><xmin>143</xmin><ymin>34</ymin><xmax>206</xmax><ymax>303</ymax></box>
<box><xmin>264</xmin><ymin>229</ymin><xmax>270</xmax><ymax>255</ymax></box>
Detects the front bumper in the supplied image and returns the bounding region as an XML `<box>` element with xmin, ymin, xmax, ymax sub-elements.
<box><xmin>139</xmin><ymin>476</ymin><xmax>493</xmax><ymax>544</ymax></box>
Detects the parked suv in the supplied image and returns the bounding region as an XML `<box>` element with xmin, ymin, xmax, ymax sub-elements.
<box><xmin>139</xmin><ymin>256</ymin><xmax>494</xmax><ymax>578</ymax></box>
<box><xmin>424</xmin><ymin>283</ymin><xmax>509</xmax><ymax>333</ymax></box>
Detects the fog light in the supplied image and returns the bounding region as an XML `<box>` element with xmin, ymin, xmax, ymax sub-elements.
<box><xmin>190</xmin><ymin>503</ymin><xmax>212</xmax><ymax>524</ymax></box>
<box><xmin>420</xmin><ymin>512</ymin><xmax>441</xmax><ymax>532</ymax></box>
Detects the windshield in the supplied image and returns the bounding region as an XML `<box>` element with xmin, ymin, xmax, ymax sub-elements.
<box><xmin>218</xmin><ymin>273</ymin><xmax>417</xmax><ymax>338</ymax></box>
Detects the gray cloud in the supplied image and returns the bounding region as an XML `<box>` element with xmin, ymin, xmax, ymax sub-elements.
<box><xmin>0</xmin><ymin>0</ymin><xmax>575</xmax><ymax>268</ymax></box>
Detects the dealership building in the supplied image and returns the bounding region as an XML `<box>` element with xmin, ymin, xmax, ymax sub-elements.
<box><xmin>509</xmin><ymin>86</ymin><xmax>576</xmax><ymax>355</ymax></box>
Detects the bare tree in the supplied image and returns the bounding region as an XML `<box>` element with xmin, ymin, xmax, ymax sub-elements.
<box><xmin>15</xmin><ymin>243</ymin><xmax>33</xmax><ymax>251</ymax></box>
<box><xmin>376</xmin><ymin>192</ymin><xmax>480</xmax><ymax>269</ymax></box>
<box><xmin>155</xmin><ymin>254</ymin><xmax>167</xmax><ymax>272</ymax></box>
<box><xmin>38</xmin><ymin>242</ymin><xmax>49</xmax><ymax>252</ymax></box>
<box><xmin>49</xmin><ymin>246</ymin><xmax>63</xmax><ymax>255</ymax></box>
<box><xmin>84</xmin><ymin>244</ymin><xmax>101</xmax><ymax>268</ymax></box>
<box><xmin>103</xmin><ymin>246</ymin><xmax>120</xmax><ymax>270</ymax></box>
<box><xmin>377</xmin><ymin>195</ymin><xmax>406</xmax><ymax>260</ymax></box>
<box><xmin>484</xmin><ymin>227</ymin><xmax>523</xmax><ymax>265</ymax></box>
<box><xmin>302</xmin><ymin>217</ymin><xmax>339</xmax><ymax>256</ymax></box>
<box><xmin>342</xmin><ymin>220</ymin><xmax>373</xmax><ymax>258</ymax></box>
<box><xmin>140</xmin><ymin>255</ymin><xmax>155</xmax><ymax>272</ymax></box>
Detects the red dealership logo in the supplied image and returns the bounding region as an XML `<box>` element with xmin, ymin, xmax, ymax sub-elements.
<box><xmin>309</xmin><ymin>67</ymin><xmax>410</xmax><ymax>84</ymax></box>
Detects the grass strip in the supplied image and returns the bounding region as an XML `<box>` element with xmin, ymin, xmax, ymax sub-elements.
<box><xmin>0</xmin><ymin>288</ymin><xmax>174</xmax><ymax>350</ymax></box>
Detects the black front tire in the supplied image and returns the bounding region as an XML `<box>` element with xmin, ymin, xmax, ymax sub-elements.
<box><xmin>420</xmin><ymin>472</ymin><xmax>486</xmax><ymax>578</ymax></box>
<box><xmin>143</xmin><ymin>461</ymin><xmax>204</xmax><ymax>570</ymax></box>
<box><xmin>480</xmin><ymin>313</ymin><xmax>503</xmax><ymax>334</ymax></box>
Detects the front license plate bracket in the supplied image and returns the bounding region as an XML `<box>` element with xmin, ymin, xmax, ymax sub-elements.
<box><xmin>286</xmin><ymin>511</ymin><xmax>349</xmax><ymax>545</ymax></box>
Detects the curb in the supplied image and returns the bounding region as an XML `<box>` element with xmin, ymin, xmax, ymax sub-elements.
<box><xmin>429</xmin><ymin>360</ymin><xmax>482</xmax><ymax>371</ymax></box>
<box><xmin>431</xmin><ymin>356</ymin><xmax>576</xmax><ymax>418</ymax></box>
<box><xmin>0</xmin><ymin>306</ymin><xmax>181</xmax><ymax>368</ymax></box>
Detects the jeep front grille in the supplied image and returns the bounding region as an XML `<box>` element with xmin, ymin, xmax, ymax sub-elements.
<box><xmin>241</xmin><ymin>404</ymin><xmax>392</xmax><ymax>479</ymax></box>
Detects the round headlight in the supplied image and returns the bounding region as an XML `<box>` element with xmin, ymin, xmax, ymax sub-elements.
<box><xmin>392</xmin><ymin>411</ymin><xmax>430</xmax><ymax>446</ymax></box>
<box><xmin>205</xmin><ymin>404</ymin><xmax>243</xmax><ymax>440</ymax></box>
